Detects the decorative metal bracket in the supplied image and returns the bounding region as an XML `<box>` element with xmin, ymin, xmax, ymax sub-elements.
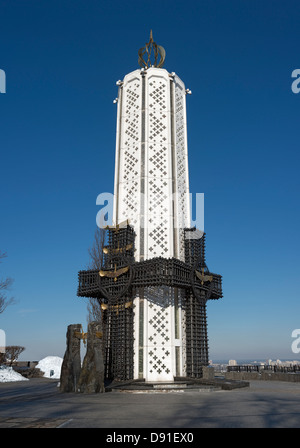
<box><xmin>74</xmin><ymin>329</ymin><xmax>88</xmax><ymax>345</ymax></box>
<box><xmin>74</xmin><ymin>328</ymin><xmax>103</xmax><ymax>344</ymax></box>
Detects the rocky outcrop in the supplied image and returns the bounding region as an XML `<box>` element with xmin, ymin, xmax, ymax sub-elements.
<box><xmin>77</xmin><ymin>321</ymin><xmax>104</xmax><ymax>393</ymax></box>
<box><xmin>59</xmin><ymin>324</ymin><xmax>82</xmax><ymax>392</ymax></box>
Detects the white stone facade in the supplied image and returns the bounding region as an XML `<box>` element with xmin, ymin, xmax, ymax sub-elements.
<box><xmin>113</xmin><ymin>67</ymin><xmax>190</xmax><ymax>381</ymax></box>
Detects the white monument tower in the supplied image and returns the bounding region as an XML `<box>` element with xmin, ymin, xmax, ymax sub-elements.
<box><xmin>112</xmin><ymin>32</ymin><xmax>191</xmax><ymax>382</ymax></box>
<box><xmin>78</xmin><ymin>32</ymin><xmax>222</xmax><ymax>384</ymax></box>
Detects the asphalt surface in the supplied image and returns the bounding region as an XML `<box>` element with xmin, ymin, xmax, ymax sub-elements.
<box><xmin>0</xmin><ymin>378</ymin><xmax>300</xmax><ymax>429</ymax></box>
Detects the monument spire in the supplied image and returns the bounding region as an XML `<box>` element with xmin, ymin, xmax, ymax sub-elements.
<box><xmin>138</xmin><ymin>30</ymin><xmax>166</xmax><ymax>68</ymax></box>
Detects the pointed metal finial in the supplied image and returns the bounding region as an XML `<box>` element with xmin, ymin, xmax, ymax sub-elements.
<box><xmin>138</xmin><ymin>31</ymin><xmax>165</xmax><ymax>69</ymax></box>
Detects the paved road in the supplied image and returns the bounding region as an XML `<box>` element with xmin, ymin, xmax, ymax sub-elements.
<box><xmin>0</xmin><ymin>378</ymin><xmax>300</xmax><ymax>428</ymax></box>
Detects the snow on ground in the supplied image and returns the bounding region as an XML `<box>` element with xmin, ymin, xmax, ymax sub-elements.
<box><xmin>0</xmin><ymin>365</ymin><xmax>29</xmax><ymax>382</ymax></box>
<box><xmin>0</xmin><ymin>355</ymin><xmax>63</xmax><ymax>382</ymax></box>
<box><xmin>36</xmin><ymin>356</ymin><xmax>63</xmax><ymax>379</ymax></box>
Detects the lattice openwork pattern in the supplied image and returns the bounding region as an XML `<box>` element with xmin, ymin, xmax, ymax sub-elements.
<box><xmin>184</xmin><ymin>228</ymin><xmax>206</xmax><ymax>268</ymax></box>
<box><xmin>178</xmin><ymin>288</ymin><xmax>187</xmax><ymax>374</ymax></box>
<box><xmin>118</xmin><ymin>77</ymin><xmax>142</xmax><ymax>227</ymax></box>
<box><xmin>174</xmin><ymin>81</ymin><xmax>189</xmax><ymax>261</ymax></box>
<box><xmin>146</xmin><ymin>286</ymin><xmax>173</xmax><ymax>376</ymax></box>
<box><xmin>147</xmin><ymin>76</ymin><xmax>171</xmax><ymax>259</ymax></box>
<box><xmin>102</xmin><ymin>296</ymin><xmax>134</xmax><ymax>381</ymax></box>
<box><xmin>149</xmin><ymin>144</ymin><xmax>168</xmax><ymax>177</ymax></box>
<box><xmin>148</xmin><ymin>176</ymin><xmax>170</xmax><ymax>257</ymax></box>
<box><xmin>120</xmin><ymin>180</ymin><xmax>140</xmax><ymax>228</ymax></box>
<box><xmin>184</xmin><ymin>228</ymin><xmax>209</xmax><ymax>375</ymax></box>
<box><xmin>102</xmin><ymin>226</ymin><xmax>135</xmax><ymax>268</ymax></box>
<box><xmin>149</xmin><ymin>78</ymin><xmax>167</xmax><ymax>110</ymax></box>
<box><xmin>100</xmin><ymin>226</ymin><xmax>135</xmax><ymax>381</ymax></box>
<box><xmin>185</xmin><ymin>292</ymin><xmax>209</xmax><ymax>376</ymax></box>
<box><xmin>124</xmin><ymin>80</ymin><xmax>141</xmax><ymax>114</ymax></box>
<box><xmin>149</xmin><ymin>111</ymin><xmax>167</xmax><ymax>141</ymax></box>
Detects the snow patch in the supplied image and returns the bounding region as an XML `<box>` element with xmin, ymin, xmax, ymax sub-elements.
<box><xmin>0</xmin><ymin>365</ymin><xmax>29</xmax><ymax>382</ymax></box>
<box><xmin>36</xmin><ymin>356</ymin><xmax>63</xmax><ymax>379</ymax></box>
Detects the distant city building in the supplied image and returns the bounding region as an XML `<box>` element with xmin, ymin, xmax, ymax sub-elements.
<box><xmin>228</xmin><ymin>360</ymin><xmax>237</xmax><ymax>366</ymax></box>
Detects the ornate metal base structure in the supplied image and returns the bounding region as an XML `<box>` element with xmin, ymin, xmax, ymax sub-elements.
<box><xmin>78</xmin><ymin>224</ymin><xmax>222</xmax><ymax>381</ymax></box>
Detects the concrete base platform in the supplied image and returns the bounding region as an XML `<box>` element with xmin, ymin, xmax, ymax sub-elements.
<box><xmin>105</xmin><ymin>377</ymin><xmax>249</xmax><ymax>393</ymax></box>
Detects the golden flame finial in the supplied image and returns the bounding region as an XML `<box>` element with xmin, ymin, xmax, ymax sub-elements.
<box><xmin>138</xmin><ymin>31</ymin><xmax>165</xmax><ymax>69</ymax></box>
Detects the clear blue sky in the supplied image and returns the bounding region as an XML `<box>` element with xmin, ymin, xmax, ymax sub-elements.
<box><xmin>0</xmin><ymin>0</ymin><xmax>299</xmax><ymax>362</ymax></box>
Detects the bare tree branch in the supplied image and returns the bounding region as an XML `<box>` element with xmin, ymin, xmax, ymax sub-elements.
<box><xmin>87</xmin><ymin>227</ymin><xmax>105</xmax><ymax>270</ymax></box>
<box><xmin>0</xmin><ymin>251</ymin><xmax>15</xmax><ymax>314</ymax></box>
<box><xmin>5</xmin><ymin>346</ymin><xmax>25</xmax><ymax>366</ymax></box>
<box><xmin>86</xmin><ymin>228</ymin><xmax>105</xmax><ymax>323</ymax></box>
<box><xmin>86</xmin><ymin>298</ymin><xmax>102</xmax><ymax>324</ymax></box>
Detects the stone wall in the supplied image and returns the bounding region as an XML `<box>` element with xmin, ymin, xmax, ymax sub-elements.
<box><xmin>225</xmin><ymin>371</ymin><xmax>300</xmax><ymax>382</ymax></box>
